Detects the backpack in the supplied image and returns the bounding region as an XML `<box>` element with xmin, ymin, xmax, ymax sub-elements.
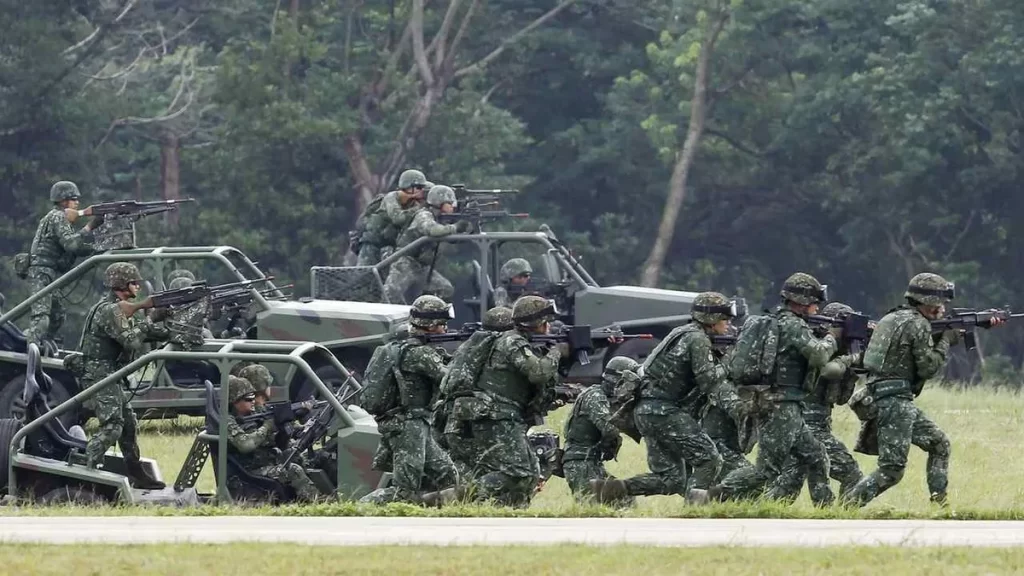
<box><xmin>727</xmin><ymin>314</ymin><xmax>780</xmax><ymax>386</ymax></box>
<box><xmin>439</xmin><ymin>331</ymin><xmax>499</xmax><ymax>401</ymax></box>
<box><xmin>349</xmin><ymin>193</ymin><xmax>386</xmax><ymax>248</ymax></box>
<box><xmin>608</xmin><ymin>369</ymin><xmax>644</xmax><ymax>443</ymax></box>
<box><xmin>359</xmin><ymin>340</ymin><xmax>407</xmax><ymax>417</ymax></box>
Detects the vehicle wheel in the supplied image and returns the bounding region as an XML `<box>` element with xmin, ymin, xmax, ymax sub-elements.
<box><xmin>0</xmin><ymin>418</ymin><xmax>22</xmax><ymax>492</ymax></box>
<box><xmin>611</xmin><ymin>337</ymin><xmax>661</xmax><ymax>366</ymax></box>
<box><xmin>38</xmin><ymin>485</ymin><xmax>109</xmax><ymax>506</ymax></box>
<box><xmin>0</xmin><ymin>375</ymin><xmax>80</xmax><ymax>427</ymax></box>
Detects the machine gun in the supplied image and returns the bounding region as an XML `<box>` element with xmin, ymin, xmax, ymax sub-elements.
<box><xmin>438</xmin><ymin>206</ymin><xmax>529</xmax><ymax>226</ymax></box>
<box><xmin>451</xmin><ymin>184</ymin><xmax>519</xmax><ymax>202</ymax></box>
<box><xmin>530</xmin><ymin>325</ymin><xmax>653</xmax><ymax>365</ymax></box>
<box><xmin>280</xmin><ymin>377</ymin><xmax>360</xmax><ymax>468</ymax></box>
<box><xmin>239</xmin><ymin>399</ymin><xmax>327</xmax><ymax>424</ymax></box>
<box><xmin>805</xmin><ymin>311</ymin><xmax>873</xmax><ymax>354</ymax></box>
<box><xmin>211</xmin><ymin>283</ymin><xmax>291</xmax><ymax>309</ymax></box>
<box><xmin>150</xmin><ymin>277</ymin><xmax>275</xmax><ymax>310</ymax></box>
<box><xmin>86</xmin><ymin>198</ymin><xmax>196</xmax><ymax>251</ymax></box>
<box><xmin>85</xmin><ymin>198</ymin><xmax>196</xmax><ymax>218</ymax></box>
<box><xmin>931</xmin><ymin>308</ymin><xmax>1023</xmax><ymax>350</ymax></box>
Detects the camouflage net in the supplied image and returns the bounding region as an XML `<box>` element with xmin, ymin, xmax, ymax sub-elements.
<box><xmin>310</xmin><ymin>266</ymin><xmax>387</xmax><ymax>303</ymax></box>
<box><xmin>93</xmin><ymin>216</ymin><xmax>137</xmax><ymax>252</ymax></box>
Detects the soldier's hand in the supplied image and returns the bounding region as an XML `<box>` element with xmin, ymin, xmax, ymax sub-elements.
<box><xmin>64</xmin><ymin>208</ymin><xmax>81</xmax><ymax>223</ymax></box>
<box><xmin>454</xmin><ymin>220</ymin><xmax>474</xmax><ymax>234</ymax></box>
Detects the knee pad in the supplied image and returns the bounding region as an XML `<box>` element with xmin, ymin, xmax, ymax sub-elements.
<box><xmin>933</xmin><ymin>434</ymin><xmax>951</xmax><ymax>458</ymax></box>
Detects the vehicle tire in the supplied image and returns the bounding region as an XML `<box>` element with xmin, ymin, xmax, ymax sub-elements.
<box><xmin>0</xmin><ymin>374</ymin><xmax>80</xmax><ymax>428</ymax></box>
<box><xmin>38</xmin><ymin>485</ymin><xmax>109</xmax><ymax>506</ymax></box>
<box><xmin>0</xmin><ymin>418</ymin><xmax>22</xmax><ymax>492</ymax></box>
<box><xmin>611</xmin><ymin>337</ymin><xmax>661</xmax><ymax>366</ymax></box>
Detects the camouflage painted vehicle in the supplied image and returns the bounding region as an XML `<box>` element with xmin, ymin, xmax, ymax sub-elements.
<box><xmin>0</xmin><ymin>341</ymin><xmax>384</xmax><ymax>505</ymax></box>
<box><xmin>312</xmin><ymin>226</ymin><xmax>746</xmax><ymax>384</ymax></box>
<box><xmin>0</xmin><ymin>246</ymin><xmax>407</xmax><ymax>424</ymax></box>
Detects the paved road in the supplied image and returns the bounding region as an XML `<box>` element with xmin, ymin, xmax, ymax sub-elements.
<box><xmin>2</xmin><ymin>517</ymin><xmax>1024</xmax><ymax>547</ymax></box>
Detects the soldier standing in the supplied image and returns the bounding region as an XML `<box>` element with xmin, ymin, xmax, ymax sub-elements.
<box><xmin>591</xmin><ymin>292</ymin><xmax>740</xmax><ymax>504</ymax></box>
<box><xmin>225</xmin><ymin>375</ymin><xmax>321</xmax><ymax>502</ymax></box>
<box><xmin>357</xmin><ymin>170</ymin><xmax>429</xmax><ymax>266</ymax></box>
<box><xmin>772</xmin><ymin>302</ymin><xmax>864</xmax><ymax>500</ymax></box>
<box><xmin>710</xmin><ymin>273</ymin><xmax>837</xmax><ymax>506</ymax></box>
<box><xmin>493</xmin><ymin>258</ymin><xmax>533</xmax><ymax>308</ymax></box>
<box><xmin>80</xmin><ymin>262</ymin><xmax>168</xmax><ymax>489</ymax></box>
<box><xmin>25</xmin><ymin>181</ymin><xmax>102</xmax><ymax>354</ymax></box>
<box><xmin>562</xmin><ymin>356</ymin><xmax>631</xmax><ymax>504</ymax></box>
<box><xmin>383</xmin><ymin>185</ymin><xmax>472</xmax><ymax>304</ymax></box>
<box><xmin>360</xmin><ymin>296</ymin><xmax>459</xmax><ymax>504</ymax></box>
<box><xmin>841</xmin><ymin>274</ymin><xmax>997</xmax><ymax>507</ymax></box>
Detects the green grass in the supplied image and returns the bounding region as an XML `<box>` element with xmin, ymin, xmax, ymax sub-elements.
<box><xmin>4</xmin><ymin>386</ymin><xmax>1024</xmax><ymax>517</ymax></box>
<box><xmin>2</xmin><ymin>544</ymin><xmax>1024</xmax><ymax>575</ymax></box>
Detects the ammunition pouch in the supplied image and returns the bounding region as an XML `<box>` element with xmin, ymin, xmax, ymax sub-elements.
<box><xmin>854</xmin><ymin>418</ymin><xmax>879</xmax><ymax>456</ymax></box>
<box><xmin>13</xmin><ymin>253</ymin><xmax>29</xmax><ymax>280</ymax></box>
<box><xmin>869</xmin><ymin>378</ymin><xmax>911</xmax><ymax>401</ymax></box>
<box><xmin>847</xmin><ymin>386</ymin><xmax>877</xmax><ymax>422</ymax></box>
<box><xmin>736</xmin><ymin>384</ymin><xmax>780</xmax><ymax>415</ymax></box>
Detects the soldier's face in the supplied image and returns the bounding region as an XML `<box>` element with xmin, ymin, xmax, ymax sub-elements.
<box><xmin>65</xmin><ymin>199</ymin><xmax>80</xmax><ymax>210</ymax></box>
<box><xmin>511</xmin><ymin>273</ymin><xmax>530</xmax><ymax>287</ymax></box>
<box><xmin>920</xmin><ymin>304</ymin><xmax>944</xmax><ymax>320</ymax></box>
<box><xmin>440</xmin><ymin>203</ymin><xmax>455</xmax><ymax>214</ymax></box>
<box><xmin>127</xmin><ymin>281</ymin><xmax>141</xmax><ymax>298</ymax></box>
<box><xmin>807</xmin><ymin>303</ymin><xmax>820</xmax><ymax>315</ymax></box>
<box><xmin>711</xmin><ymin>319</ymin><xmax>730</xmax><ymax>335</ymax></box>
<box><xmin>234</xmin><ymin>398</ymin><xmax>254</xmax><ymax>416</ymax></box>
<box><xmin>254</xmin><ymin>392</ymin><xmax>269</xmax><ymax>407</ymax></box>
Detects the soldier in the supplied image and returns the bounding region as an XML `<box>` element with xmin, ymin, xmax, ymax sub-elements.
<box><xmin>357</xmin><ymin>170</ymin><xmax>429</xmax><ymax>266</ymax></box>
<box><xmin>383</xmin><ymin>185</ymin><xmax>473</xmax><ymax>304</ymax></box>
<box><xmin>359</xmin><ymin>296</ymin><xmax>459</xmax><ymax>504</ymax></box>
<box><xmin>592</xmin><ymin>292</ymin><xmax>740</xmax><ymax>504</ymax></box>
<box><xmin>25</xmin><ymin>181</ymin><xmax>102</xmax><ymax>354</ymax></box>
<box><xmin>433</xmin><ymin>296</ymin><xmax>564</xmax><ymax>507</ymax></box>
<box><xmin>80</xmin><ymin>262</ymin><xmax>168</xmax><ymax>489</ymax></box>
<box><xmin>239</xmin><ymin>363</ymin><xmax>274</xmax><ymax>409</ymax></box>
<box><xmin>710</xmin><ymin>273</ymin><xmax>837</xmax><ymax>506</ymax></box>
<box><xmin>701</xmin><ymin>324</ymin><xmax>753</xmax><ymax>482</ymax></box>
<box><xmin>562</xmin><ymin>356</ymin><xmax>631</xmax><ymax>504</ymax></box>
<box><xmin>165</xmin><ymin>268</ymin><xmax>196</xmax><ymax>287</ymax></box>
<box><xmin>225</xmin><ymin>375</ymin><xmax>321</xmax><ymax>502</ymax></box>
<box><xmin>772</xmin><ymin>302</ymin><xmax>864</xmax><ymax>501</ymax></box>
<box><xmin>842</xmin><ymin>273</ymin><xmax>999</xmax><ymax>506</ymax></box>
<box><xmin>493</xmin><ymin>258</ymin><xmax>533</xmax><ymax>308</ymax></box>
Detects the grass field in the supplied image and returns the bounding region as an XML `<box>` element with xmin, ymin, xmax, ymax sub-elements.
<box><xmin>2</xmin><ymin>544</ymin><xmax>1024</xmax><ymax>575</ymax></box>
<box><xmin>3</xmin><ymin>385</ymin><xmax>1023</xmax><ymax>517</ymax></box>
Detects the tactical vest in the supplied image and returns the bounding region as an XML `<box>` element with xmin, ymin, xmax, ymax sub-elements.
<box><xmin>395</xmin><ymin>208</ymin><xmax>441</xmax><ymax>265</ymax></box>
<box><xmin>475</xmin><ymin>332</ymin><xmax>535</xmax><ymax>415</ymax></box>
<box><xmin>397</xmin><ymin>342</ymin><xmax>438</xmax><ymax>413</ymax></box>
<box><xmin>563</xmin><ymin>387</ymin><xmax>603</xmax><ymax>459</ymax></box>
<box><xmin>773</xmin><ymin>310</ymin><xmax>812</xmax><ymax>391</ymax></box>
<box><xmin>79</xmin><ymin>295</ymin><xmax>131</xmax><ymax>383</ymax></box>
<box><xmin>29</xmin><ymin>209</ymin><xmax>77</xmax><ymax>271</ymax></box>
<box><xmin>638</xmin><ymin>323</ymin><xmax>706</xmax><ymax>411</ymax></box>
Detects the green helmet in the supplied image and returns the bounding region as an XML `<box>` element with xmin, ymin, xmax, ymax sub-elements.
<box><xmin>905</xmin><ymin>273</ymin><xmax>955</xmax><ymax>306</ymax></box>
<box><xmin>166</xmin><ymin>269</ymin><xmax>196</xmax><ymax>284</ymax></box>
<box><xmin>821</xmin><ymin>302</ymin><xmax>855</xmax><ymax>318</ymax></box>
<box><xmin>409</xmin><ymin>294</ymin><xmax>452</xmax><ymax>329</ymax></box>
<box><xmin>167</xmin><ymin>277</ymin><xmax>193</xmax><ymax>291</ymax></box>
<box><xmin>426</xmin><ymin>185</ymin><xmax>457</xmax><ymax>209</ymax></box>
<box><xmin>499</xmin><ymin>258</ymin><xmax>533</xmax><ymax>283</ymax></box>
<box><xmin>228</xmin><ymin>375</ymin><xmax>256</xmax><ymax>403</ymax></box>
<box><xmin>483</xmin><ymin>306</ymin><xmax>513</xmax><ymax>331</ymax></box>
<box><xmin>691</xmin><ymin>291</ymin><xmax>735</xmax><ymax>325</ymax></box>
<box><xmin>398</xmin><ymin>169</ymin><xmax>427</xmax><ymax>190</ymax></box>
<box><xmin>780</xmin><ymin>272</ymin><xmax>828</xmax><ymax>305</ymax></box>
<box><xmin>104</xmin><ymin>262</ymin><xmax>143</xmax><ymax>290</ymax></box>
<box><xmin>602</xmin><ymin>356</ymin><xmax>639</xmax><ymax>394</ymax></box>
<box><xmin>238</xmin><ymin>364</ymin><xmax>273</xmax><ymax>393</ymax></box>
<box><xmin>49</xmin><ymin>181</ymin><xmax>80</xmax><ymax>203</ymax></box>
<box><xmin>512</xmin><ymin>295</ymin><xmax>556</xmax><ymax>328</ymax></box>
<box><xmin>423</xmin><ymin>181</ymin><xmax>435</xmax><ymax>191</ymax></box>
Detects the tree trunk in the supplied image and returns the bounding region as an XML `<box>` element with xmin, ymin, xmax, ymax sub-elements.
<box><xmin>160</xmin><ymin>130</ymin><xmax>181</xmax><ymax>229</ymax></box>
<box><xmin>640</xmin><ymin>13</ymin><xmax>729</xmax><ymax>287</ymax></box>
<box><xmin>343</xmin><ymin>135</ymin><xmax>377</xmax><ymax>214</ymax></box>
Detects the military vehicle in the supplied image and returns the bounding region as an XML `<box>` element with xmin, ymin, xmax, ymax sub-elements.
<box><xmin>0</xmin><ymin>246</ymin><xmax>407</xmax><ymax>424</ymax></box>
<box><xmin>313</xmin><ymin>226</ymin><xmax>746</xmax><ymax>384</ymax></box>
<box><xmin>0</xmin><ymin>341</ymin><xmax>385</xmax><ymax>505</ymax></box>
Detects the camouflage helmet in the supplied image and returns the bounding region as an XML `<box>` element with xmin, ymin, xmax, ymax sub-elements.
<box><xmin>426</xmin><ymin>185</ymin><xmax>457</xmax><ymax>209</ymax></box>
<box><xmin>166</xmin><ymin>269</ymin><xmax>196</xmax><ymax>284</ymax></box>
<box><xmin>167</xmin><ymin>277</ymin><xmax>193</xmax><ymax>291</ymax></box>
<box><xmin>691</xmin><ymin>291</ymin><xmax>736</xmax><ymax>325</ymax></box>
<box><xmin>49</xmin><ymin>181</ymin><xmax>80</xmax><ymax>203</ymax></box>
<box><xmin>483</xmin><ymin>306</ymin><xmax>513</xmax><ymax>331</ymax></box>
<box><xmin>104</xmin><ymin>262</ymin><xmax>143</xmax><ymax>290</ymax></box>
<box><xmin>602</xmin><ymin>356</ymin><xmax>639</xmax><ymax>394</ymax></box>
<box><xmin>398</xmin><ymin>169</ymin><xmax>427</xmax><ymax>189</ymax></box>
<box><xmin>821</xmin><ymin>302</ymin><xmax>855</xmax><ymax>318</ymax></box>
<box><xmin>512</xmin><ymin>295</ymin><xmax>557</xmax><ymax>328</ymax></box>
<box><xmin>238</xmin><ymin>364</ymin><xmax>273</xmax><ymax>393</ymax></box>
<box><xmin>499</xmin><ymin>258</ymin><xmax>533</xmax><ymax>283</ymax></box>
<box><xmin>409</xmin><ymin>294</ymin><xmax>452</xmax><ymax>329</ymax></box>
<box><xmin>227</xmin><ymin>375</ymin><xmax>256</xmax><ymax>403</ymax></box>
<box><xmin>423</xmin><ymin>181</ymin><xmax>435</xmax><ymax>191</ymax></box>
<box><xmin>780</xmin><ymin>272</ymin><xmax>828</xmax><ymax>306</ymax></box>
<box><xmin>905</xmin><ymin>273</ymin><xmax>955</xmax><ymax>306</ymax></box>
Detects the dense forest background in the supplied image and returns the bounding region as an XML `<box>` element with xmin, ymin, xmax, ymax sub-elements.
<box><xmin>1</xmin><ymin>0</ymin><xmax>1023</xmax><ymax>382</ymax></box>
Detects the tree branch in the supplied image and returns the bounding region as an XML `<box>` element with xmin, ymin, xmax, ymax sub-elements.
<box><xmin>62</xmin><ymin>0</ymin><xmax>137</xmax><ymax>55</ymax></box>
<box><xmin>446</xmin><ymin>0</ymin><xmax>479</xmax><ymax>64</ymax></box>
<box><xmin>411</xmin><ymin>0</ymin><xmax>435</xmax><ymax>86</ymax></box>
<box><xmin>705</xmin><ymin>128</ymin><xmax>764</xmax><ymax>158</ymax></box>
<box><xmin>431</xmin><ymin>0</ymin><xmax>462</xmax><ymax>69</ymax></box>
<box><xmin>454</xmin><ymin>0</ymin><xmax>576</xmax><ymax>78</ymax></box>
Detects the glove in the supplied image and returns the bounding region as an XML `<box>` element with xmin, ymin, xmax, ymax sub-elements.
<box><xmin>454</xmin><ymin>220</ymin><xmax>474</xmax><ymax>234</ymax></box>
<box><xmin>601</xmin><ymin>435</ymin><xmax>623</xmax><ymax>461</ymax></box>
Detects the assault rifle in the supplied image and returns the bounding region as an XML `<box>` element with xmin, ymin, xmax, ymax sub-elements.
<box><xmin>84</xmin><ymin>198</ymin><xmax>196</xmax><ymax>218</ymax></box>
<box><xmin>530</xmin><ymin>325</ymin><xmax>653</xmax><ymax>365</ymax></box>
<box><xmin>281</xmin><ymin>374</ymin><xmax>360</xmax><ymax>468</ymax></box>
<box><xmin>710</xmin><ymin>334</ymin><xmax>738</xmax><ymax>349</ymax></box>
<box><xmin>413</xmin><ymin>322</ymin><xmax>485</xmax><ymax>344</ymax></box>
<box><xmin>240</xmin><ymin>399</ymin><xmax>327</xmax><ymax>424</ymax></box>
<box><xmin>931</xmin><ymin>308</ymin><xmax>1023</xmax><ymax>350</ymax></box>
<box><xmin>805</xmin><ymin>311</ymin><xmax>873</xmax><ymax>354</ymax></box>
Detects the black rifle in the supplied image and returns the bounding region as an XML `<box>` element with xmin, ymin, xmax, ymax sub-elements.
<box><xmin>89</xmin><ymin>198</ymin><xmax>196</xmax><ymax>218</ymax></box>
<box><xmin>281</xmin><ymin>375</ymin><xmax>360</xmax><ymax>468</ymax></box>
<box><xmin>710</xmin><ymin>334</ymin><xmax>738</xmax><ymax>349</ymax></box>
<box><xmin>451</xmin><ymin>184</ymin><xmax>520</xmax><ymax>199</ymax></box>
<box><xmin>805</xmin><ymin>312</ymin><xmax>873</xmax><ymax>354</ymax></box>
<box><xmin>931</xmin><ymin>308</ymin><xmax>1024</xmax><ymax>350</ymax></box>
<box><xmin>240</xmin><ymin>399</ymin><xmax>326</xmax><ymax>424</ymax></box>
<box><xmin>211</xmin><ymin>283</ymin><xmax>292</xmax><ymax>308</ymax></box>
<box><xmin>150</xmin><ymin>277</ymin><xmax>274</xmax><ymax>309</ymax></box>
<box><xmin>413</xmin><ymin>322</ymin><xmax>485</xmax><ymax>344</ymax></box>
<box><xmin>438</xmin><ymin>207</ymin><xmax>530</xmax><ymax>225</ymax></box>
<box><xmin>530</xmin><ymin>325</ymin><xmax>653</xmax><ymax>365</ymax></box>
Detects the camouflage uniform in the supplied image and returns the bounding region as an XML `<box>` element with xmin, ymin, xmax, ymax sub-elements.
<box><xmin>714</xmin><ymin>274</ymin><xmax>837</xmax><ymax>506</ymax></box>
<box><xmin>494</xmin><ymin>259</ymin><xmax>532</xmax><ymax>308</ymax></box>
<box><xmin>449</xmin><ymin>296</ymin><xmax>562</xmax><ymax>506</ymax></box>
<box><xmin>562</xmin><ymin>358</ymin><xmax>629</xmax><ymax>504</ymax></box>
<box><xmin>81</xmin><ymin>264</ymin><xmax>167</xmax><ymax>489</ymax></box>
<box><xmin>357</xmin><ymin>170</ymin><xmax>427</xmax><ymax>266</ymax></box>
<box><xmin>843</xmin><ymin>273</ymin><xmax>955</xmax><ymax>506</ymax></box>
<box><xmin>225</xmin><ymin>376</ymin><xmax>320</xmax><ymax>502</ymax></box>
<box><xmin>383</xmin><ymin>186</ymin><xmax>468</xmax><ymax>304</ymax></box>
<box><xmin>25</xmin><ymin>182</ymin><xmax>95</xmax><ymax>348</ymax></box>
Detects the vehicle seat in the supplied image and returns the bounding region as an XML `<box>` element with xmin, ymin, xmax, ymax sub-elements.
<box><xmin>22</xmin><ymin>344</ymin><xmax>87</xmax><ymax>461</ymax></box>
<box><xmin>202</xmin><ymin>380</ymin><xmax>292</xmax><ymax>503</ymax></box>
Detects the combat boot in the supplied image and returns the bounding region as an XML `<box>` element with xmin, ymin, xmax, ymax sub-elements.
<box><xmin>929</xmin><ymin>492</ymin><xmax>948</xmax><ymax>507</ymax></box>
<box><xmin>588</xmin><ymin>478</ymin><xmax>628</xmax><ymax>504</ymax></box>
<box><xmin>125</xmin><ymin>460</ymin><xmax>166</xmax><ymax>490</ymax></box>
<box><xmin>421</xmin><ymin>485</ymin><xmax>467</xmax><ymax>507</ymax></box>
